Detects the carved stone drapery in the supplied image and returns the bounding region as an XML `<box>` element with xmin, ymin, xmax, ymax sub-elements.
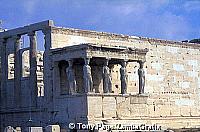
<box><xmin>83</xmin><ymin>58</ymin><xmax>93</xmax><ymax>93</ymax></box>
<box><xmin>120</xmin><ymin>61</ymin><xmax>128</xmax><ymax>94</ymax></box>
<box><xmin>51</xmin><ymin>44</ymin><xmax>149</xmax><ymax>95</ymax></box>
<box><xmin>138</xmin><ymin>61</ymin><xmax>145</xmax><ymax>94</ymax></box>
<box><xmin>66</xmin><ymin>59</ymin><xmax>77</xmax><ymax>94</ymax></box>
<box><xmin>103</xmin><ymin>59</ymin><xmax>112</xmax><ymax>93</ymax></box>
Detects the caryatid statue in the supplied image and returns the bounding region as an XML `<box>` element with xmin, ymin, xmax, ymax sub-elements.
<box><xmin>83</xmin><ymin>58</ymin><xmax>93</xmax><ymax>93</ymax></box>
<box><xmin>66</xmin><ymin>59</ymin><xmax>77</xmax><ymax>94</ymax></box>
<box><xmin>103</xmin><ymin>59</ymin><xmax>112</xmax><ymax>93</ymax></box>
<box><xmin>138</xmin><ymin>61</ymin><xmax>145</xmax><ymax>94</ymax></box>
<box><xmin>120</xmin><ymin>61</ymin><xmax>128</xmax><ymax>94</ymax></box>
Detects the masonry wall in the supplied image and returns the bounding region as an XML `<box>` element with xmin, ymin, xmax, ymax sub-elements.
<box><xmin>6</xmin><ymin>50</ymin><xmax>44</xmax><ymax>98</ymax></box>
<box><xmin>0</xmin><ymin>51</ymin><xmax>45</xmax><ymax>130</ymax></box>
<box><xmin>50</xmin><ymin>27</ymin><xmax>200</xmax><ymax>129</ymax></box>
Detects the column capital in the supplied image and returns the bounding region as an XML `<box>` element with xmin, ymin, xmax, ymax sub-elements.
<box><xmin>103</xmin><ymin>59</ymin><xmax>110</xmax><ymax>66</ymax></box>
<box><xmin>121</xmin><ymin>60</ymin><xmax>128</xmax><ymax>67</ymax></box>
<box><xmin>84</xmin><ymin>57</ymin><xmax>91</xmax><ymax>65</ymax></box>
<box><xmin>11</xmin><ymin>34</ymin><xmax>21</xmax><ymax>39</ymax></box>
<box><xmin>138</xmin><ymin>60</ymin><xmax>145</xmax><ymax>64</ymax></box>
<box><xmin>27</xmin><ymin>31</ymin><xmax>36</xmax><ymax>36</ymax></box>
<box><xmin>66</xmin><ymin>58</ymin><xmax>74</xmax><ymax>61</ymax></box>
<box><xmin>0</xmin><ymin>38</ymin><xmax>6</xmax><ymax>43</ymax></box>
<box><xmin>11</xmin><ymin>35</ymin><xmax>21</xmax><ymax>44</ymax></box>
<box><xmin>67</xmin><ymin>59</ymin><xmax>74</xmax><ymax>67</ymax></box>
<box><xmin>138</xmin><ymin>60</ymin><xmax>145</xmax><ymax>68</ymax></box>
<box><xmin>42</xmin><ymin>28</ymin><xmax>51</xmax><ymax>35</ymax></box>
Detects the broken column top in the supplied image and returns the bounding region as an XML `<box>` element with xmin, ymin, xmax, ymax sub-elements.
<box><xmin>0</xmin><ymin>20</ymin><xmax>54</xmax><ymax>39</ymax></box>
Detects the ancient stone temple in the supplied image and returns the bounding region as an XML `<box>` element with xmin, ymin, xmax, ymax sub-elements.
<box><xmin>1</xmin><ymin>20</ymin><xmax>200</xmax><ymax>131</ymax></box>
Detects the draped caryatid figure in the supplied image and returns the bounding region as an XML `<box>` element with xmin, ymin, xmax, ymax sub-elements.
<box><xmin>66</xmin><ymin>59</ymin><xmax>77</xmax><ymax>94</ymax></box>
<box><xmin>138</xmin><ymin>61</ymin><xmax>145</xmax><ymax>94</ymax></box>
<box><xmin>120</xmin><ymin>61</ymin><xmax>128</xmax><ymax>94</ymax></box>
<box><xmin>103</xmin><ymin>59</ymin><xmax>112</xmax><ymax>93</ymax></box>
<box><xmin>83</xmin><ymin>58</ymin><xmax>93</xmax><ymax>93</ymax></box>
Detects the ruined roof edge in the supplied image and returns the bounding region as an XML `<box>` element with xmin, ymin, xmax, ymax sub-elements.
<box><xmin>52</xmin><ymin>26</ymin><xmax>200</xmax><ymax>49</ymax></box>
<box><xmin>1</xmin><ymin>20</ymin><xmax>199</xmax><ymax>49</ymax></box>
<box><xmin>0</xmin><ymin>20</ymin><xmax>54</xmax><ymax>38</ymax></box>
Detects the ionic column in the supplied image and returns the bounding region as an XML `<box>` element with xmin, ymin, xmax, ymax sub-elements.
<box><xmin>28</xmin><ymin>31</ymin><xmax>37</xmax><ymax>106</ymax></box>
<box><xmin>13</xmin><ymin>35</ymin><xmax>22</xmax><ymax>107</ymax></box>
<box><xmin>120</xmin><ymin>61</ymin><xmax>128</xmax><ymax>94</ymax></box>
<box><xmin>103</xmin><ymin>59</ymin><xmax>112</xmax><ymax>93</ymax></box>
<box><xmin>42</xmin><ymin>28</ymin><xmax>53</xmax><ymax>105</ymax></box>
<box><xmin>83</xmin><ymin>58</ymin><xmax>93</xmax><ymax>93</ymax></box>
<box><xmin>0</xmin><ymin>38</ymin><xmax>7</xmax><ymax>108</ymax></box>
<box><xmin>42</xmin><ymin>29</ymin><xmax>51</xmax><ymax>50</ymax></box>
<box><xmin>138</xmin><ymin>61</ymin><xmax>145</xmax><ymax>94</ymax></box>
<box><xmin>53</xmin><ymin>62</ymin><xmax>60</xmax><ymax>97</ymax></box>
<box><xmin>66</xmin><ymin>59</ymin><xmax>77</xmax><ymax>94</ymax></box>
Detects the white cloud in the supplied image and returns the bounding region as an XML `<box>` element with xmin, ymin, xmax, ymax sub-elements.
<box><xmin>11</xmin><ymin>0</ymin><xmax>196</xmax><ymax>41</ymax></box>
<box><xmin>83</xmin><ymin>0</ymin><xmax>191</xmax><ymax>40</ymax></box>
<box><xmin>22</xmin><ymin>0</ymin><xmax>39</xmax><ymax>15</ymax></box>
<box><xmin>114</xmin><ymin>2</ymin><xmax>147</xmax><ymax>16</ymax></box>
<box><xmin>156</xmin><ymin>12</ymin><xmax>190</xmax><ymax>40</ymax></box>
<box><xmin>184</xmin><ymin>1</ymin><xmax>200</xmax><ymax>12</ymax></box>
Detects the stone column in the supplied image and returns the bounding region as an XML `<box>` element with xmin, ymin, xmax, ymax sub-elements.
<box><xmin>53</xmin><ymin>62</ymin><xmax>59</xmax><ymax>96</ymax></box>
<box><xmin>42</xmin><ymin>29</ymin><xmax>51</xmax><ymax>50</ymax></box>
<box><xmin>42</xmin><ymin>29</ymin><xmax>53</xmax><ymax>103</ymax></box>
<box><xmin>83</xmin><ymin>58</ymin><xmax>93</xmax><ymax>93</ymax></box>
<box><xmin>0</xmin><ymin>38</ymin><xmax>7</xmax><ymax>108</ymax></box>
<box><xmin>28</xmin><ymin>31</ymin><xmax>37</xmax><ymax>106</ymax></box>
<box><xmin>138</xmin><ymin>61</ymin><xmax>145</xmax><ymax>94</ymax></box>
<box><xmin>66</xmin><ymin>59</ymin><xmax>77</xmax><ymax>94</ymax></box>
<box><xmin>13</xmin><ymin>35</ymin><xmax>22</xmax><ymax>107</ymax></box>
<box><xmin>103</xmin><ymin>59</ymin><xmax>112</xmax><ymax>93</ymax></box>
<box><xmin>120</xmin><ymin>61</ymin><xmax>128</xmax><ymax>94</ymax></box>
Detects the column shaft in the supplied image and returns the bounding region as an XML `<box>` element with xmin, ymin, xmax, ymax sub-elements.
<box><xmin>83</xmin><ymin>58</ymin><xmax>93</xmax><ymax>93</ymax></box>
<box><xmin>0</xmin><ymin>38</ymin><xmax>7</xmax><ymax>108</ymax></box>
<box><xmin>14</xmin><ymin>35</ymin><xmax>22</xmax><ymax>107</ymax></box>
<box><xmin>66</xmin><ymin>59</ymin><xmax>76</xmax><ymax>94</ymax></box>
<box><xmin>28</xmin><ymin>31</ymin><xmax>37</xmax><ymax>106</ymax></box>
<box><xmin>138</xmin><ymin>61</ymin><xmax>145</xmax><ymax>94</ymax></box>
<box><xmin>103</xmin><ymin>59</ymin><xmax>112</xmax><ymax>93</ymax></box>
<box><xmin>120</xmin><ymin>61</ymin><xmax>128</xmax><ymax>94</ymax></box>
<box><xmin>42</xmin><ymin>29</ymin><xmax>52</xmax><ymax>104</ymax></box>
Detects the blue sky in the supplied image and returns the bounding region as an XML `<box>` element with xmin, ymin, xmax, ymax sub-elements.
<box><xmin>0</xmin><ymin>0</ymin><xmax>200</xmax><ymax>41</ymax></box>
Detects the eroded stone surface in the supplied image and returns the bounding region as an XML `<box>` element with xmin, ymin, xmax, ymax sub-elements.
<box><xmin>1</xmin><ymin>20</ymin><xmax>200</xmax><ymax>131</ymax></box>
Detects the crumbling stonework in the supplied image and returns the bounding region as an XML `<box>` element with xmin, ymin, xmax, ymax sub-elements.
<box><xmin>1</xmin><ymin>20</ymin><xmax>200</xmax><ymax>131</ymax></box>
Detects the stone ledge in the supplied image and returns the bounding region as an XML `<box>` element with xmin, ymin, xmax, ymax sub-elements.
<box><xmin>51</xmin><ymin>26</ymin><xmax>200</xmax><ymax>49</ymax></box>
<box><xmin>88</xmin><ymin>116</ymin><xmax>200</xmax><ymax>121</ymax></box>
<box><xmin>0</xmin><ymin>107</ymin><xmax>45</xmax><ymax>114</ymax></box>
<box><xmin>56</xmin><ymin>93</ymin><xmax>149</xmax><ymax>99</ymax></box>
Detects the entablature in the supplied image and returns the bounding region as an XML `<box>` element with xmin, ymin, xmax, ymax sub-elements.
<box><xmin>50</xmin><ymin>43</ymin><xmax>149</xmax><ymax>63</ymax></box>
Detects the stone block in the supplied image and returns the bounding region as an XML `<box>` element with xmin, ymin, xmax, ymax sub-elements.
<box><xmin>25</xmin><ymin>127</ymin><xmax>43</xmax><ymax>132</ymax></box>
<box><xmin>170</xmin><ymin>105</ymin><xmax>181</xmax><ymax>116</ymax></box>
<box><xmin>147</xmin><ymin>104</ymin><xmax>158</xmax><ymax>117</ymax></box>
<box><xmin>180</xmin><ymin>106</ymin><xmax>191</xmax><ymax>116</ymax></box>
<box><xmin>191</xmin><ymin>107</ymin><xmax>200</xmax><ymax>116</ymax></box>
<box><xmin>87</xmin><ymin>96</ymin><xmax>102</xmax><ymax>118</ymax></box>
<box><xmin>102</xmin><ymin>96</ymin><xmax>116</xmax><ymax>118</ymax></box>
<box><xmin>116</xmin><ymin>96</ymin><xmax>131</xmax><ymax>117</ymax></box>
<box><xmin>157</xmin><ymin>104</ymin><xmax>171</xmax><ymax>117</ymax></box>
<box><xmin>130</xmin><ymin>104</ymin><xmax>148</xmax><ymax>117</ymax></box>
<box><xmin>45</xmin><ymin>125</ymin><xmax>60</xmax><ymax>132</ymax></box>
<box><xmin>130</xmin><ymin>96</ymin><xmax>148</xmax><ymax>104</ymax></box>
<box><xmin>173</xmin><ymin>64</ymin><xmax>184</xmax><ymax>71</ymax></box>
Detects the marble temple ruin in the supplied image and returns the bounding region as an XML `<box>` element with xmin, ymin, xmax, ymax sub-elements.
<box><xmin>1</xmin><ymin>20</ymin><xmax>200</xmax><ymax>131</ymax></box>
